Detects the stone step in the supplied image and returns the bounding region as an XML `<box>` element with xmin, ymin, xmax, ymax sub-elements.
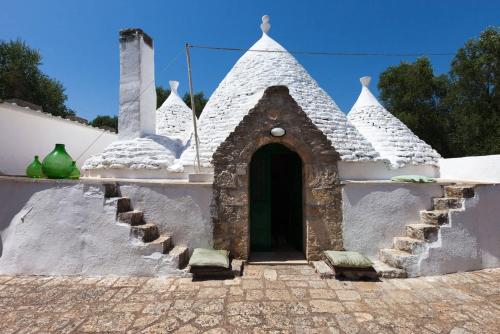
<box><xmin>135</xmin><ymin>234</ymin><xmax>172</xmax><ymax>255</ymax></box>
<box><xmin>312</xmin><ymin>261</ymin><xmax>335</xmax><ymax>279</ymax></box>
<box><xmin>117</xmin><ymin>210</ymin><xmax>144</xmax><ymax>226</ymax></box>
<box><xmin>371</xmin><ymin>260</ymin><xmax>407</xmax><ymax>279</ymax></box>
<box><xmin>379</xmin><ymin>248</ymin><xmax>418</xmax><ymax>269</ymax></box>
<box><xmin>115</xmin><ymin>198</ymin><xmax>132</xmax><ymax>214</ymax></box>
<box><xmin>169</xmin><ymin>245</ymin><xmax>189</xmax><ymax>269</ymax></box>
<box><xmin>444</xmin><ymin>185</ymin><xmax>475</xmax><ymax>199</ymax></box>
<box><xmin>420</xmin><ymin>210</ymin><xmax>449</xmax><ymax>225</ymax></box>
<box><xmin>131</xmin><ymin>223</ymin><xmax>159</xmax><ymax>242</ymax></box>
<box><xmin>433</xmin><ymin>197</ymin><xmax>463</xmax><ymax>210</ymax></box>
<box><xmin>406</xmin><ymin>224</ymin><xmax>439</xmax><ymax>242</ymax></box>
<box><xmin>393</xmin><ymin>237</ymin><xmax>426</xmax><ymax>254</ymax></box>
<box><xmin>104</xmin><ymin>183</ymin><xmax>120</xmax><ymax>198</ymax></box>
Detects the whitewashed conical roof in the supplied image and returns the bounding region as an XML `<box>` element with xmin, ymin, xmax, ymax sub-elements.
<box><xmin>348</xmin><ymin>76</ymin><xmax>441</xmax><ymax>167</ymax></box>
<box><xmin>156</xmin><ymin>80</ymin><xmax>192</xmax><ymax>143</ymax></box>
<box><xmin>181</xmin><ymin>16</ymin><xmax>379</xmax><ymax>167</ymax></box>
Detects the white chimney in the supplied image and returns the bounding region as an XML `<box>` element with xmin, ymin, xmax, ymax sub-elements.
<box><xmin>118</xmin><ymin>28</ymin><xmax>156</xmax><ymax>139</ymax></box>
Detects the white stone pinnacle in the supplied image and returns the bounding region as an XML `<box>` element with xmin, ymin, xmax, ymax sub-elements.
<box><xmin>169</xmin><ymin>80</ymin><xmax>179</xmax><ymax>95</ymax></box>
<box><xmin>261</xmin><ymin>15</ymin><xmax>271</xmax><ymax>34</ymax></box>
<box><xmin>360</xmin><ymin>76</ymin><xmax>371</xmax><ymax>87</ymax></box>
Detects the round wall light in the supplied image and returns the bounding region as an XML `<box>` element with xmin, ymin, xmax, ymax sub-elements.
<box><xmin>270</xmin><ymin>127</ymin><xmax>286</xmax><ymax>137</ymax></box>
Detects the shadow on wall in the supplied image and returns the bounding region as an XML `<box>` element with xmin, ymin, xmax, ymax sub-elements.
<box><xmin>0</xmin><ymin>181</ymin><xmax>53</xmax><ymax>257</ymax></box>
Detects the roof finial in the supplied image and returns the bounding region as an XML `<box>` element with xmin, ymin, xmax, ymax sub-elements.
<box><xmin>169</xmin><ymin>80</ymin><xmax>179</xmax><ymax>95</ymax></box>
<box><xmin>360</xmin><ymin>76</ymin><xmax>371</xmax><ymax>88</ymax></box>
<box><xmin>261</xmin><ymin>15</ymin><xmax>270</xmax><ymax>34</ymax></box>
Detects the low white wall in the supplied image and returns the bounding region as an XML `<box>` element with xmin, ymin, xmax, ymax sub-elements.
<box><xmin>0</xmin><ymin>178</ymin><xmax>212</xmax><ymax>276</ymax></box>
<box><xmin>439</xmin><ymin>155</ymin><xmax>500</xmax><ymax>183</ymax></box>
<box><xmin>342</xmin><ymin>182</ymin><xmax>444</xmax><ymax>258</ymax></box>
<box><xmin>338</xmin><ymin>161</ymin><xmax>439</xmax><ymax>181</ymax></box>
<box><xmin>419</xmin><ymin>184</ymin><xmax>500</xmax><ymax>275</ymax></box>
<box><xmin>0</xmin><ymin>103</ymin><xmax>117</xmax><ymax>176</ymax></box>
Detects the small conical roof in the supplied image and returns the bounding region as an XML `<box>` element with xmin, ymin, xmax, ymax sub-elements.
<box><xmin>348</xmin><ymin>76</ymin><xmax>441</xmax><ymax>167</ymax></box>
<box><xmin>156</xmin><ymin>80</ymin><xmax>192</xmax><ymax>143</ymax></box>
<box><xmin>181</xmin><ymin>16</ymin><xmax>379</xmax><ymax>166</ymax></box>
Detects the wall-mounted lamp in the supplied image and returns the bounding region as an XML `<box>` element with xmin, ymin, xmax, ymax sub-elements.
<box><xmin>270</xmin><ymin>127</ymin><xmax>286</xmax><ymax>137</ymax></box>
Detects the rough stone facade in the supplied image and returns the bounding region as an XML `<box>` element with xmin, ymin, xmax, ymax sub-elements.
<box><xmin>212</xmin><ymin>86</ymin><xmax>342</xmax><ymax>260</ymax></box>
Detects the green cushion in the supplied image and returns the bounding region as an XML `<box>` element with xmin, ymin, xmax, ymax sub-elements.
<box><xmin>188</xmin><ymin>248</ymin><xmax>230</xmax><ymax>268</ymax></box>
<box><xmin>391</xmin><ymin>175</ymin><xmax>436</xmax><ymax>183</ymax></box>
<box><xmin>324</xmin><ymin>251</ymin><xmax>373</xmax><ymax>269</ymax></box>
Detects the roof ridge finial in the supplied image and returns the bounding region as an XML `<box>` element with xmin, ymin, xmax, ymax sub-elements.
<box><xmin>261</xmin><ymin>15</ymin><xmax>270</xmax><ymax>34</ymax></box>
<box><xmin>169</xmin><ymin>80</ymin><xmax>179</xmax><ymax>95</ymax></box>
<box><xmin>360</xmin><ymin>76</ymin><xmax>371</xmax><ymax>88</ymax></box>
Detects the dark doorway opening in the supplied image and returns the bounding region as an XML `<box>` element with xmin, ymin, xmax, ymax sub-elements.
<box><xmin>249</xmin><ymin>144</ymin><xmax>303</xmax><ymax>254</ymax></box>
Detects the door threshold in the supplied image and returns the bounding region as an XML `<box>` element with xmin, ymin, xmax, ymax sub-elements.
<box><xmin>248</xmin><ymin>252</ymin><xmax>308</xmax><ymax>265</ymax></box>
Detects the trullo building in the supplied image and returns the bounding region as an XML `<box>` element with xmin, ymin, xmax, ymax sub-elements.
<box><xmin>0</xmin><ymin>16</ymin><xmax>498</xmax><ymax>278</ymax></box>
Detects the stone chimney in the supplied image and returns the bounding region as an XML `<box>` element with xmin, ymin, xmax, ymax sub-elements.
<box><xmin>118</xmin><ymin>28</ymin><xmax>156</xmax><ymax>139</ymax></box>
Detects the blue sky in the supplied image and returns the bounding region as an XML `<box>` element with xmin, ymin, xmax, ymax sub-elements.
<box><xmin>1</xmin><ymin>0</ymin><xmax>499</xmax><ymax>121</ymax></box>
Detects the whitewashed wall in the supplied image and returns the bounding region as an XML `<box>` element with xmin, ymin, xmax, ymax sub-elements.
<box><xmin>439</xmin><ymin>155</ymin><xmax>500</xmax><ymax>183</ymax></box>
<box><xmin>342</xmin><ymin>183</ymin><xmax>443</xmax><ymax>257</ymax></box>
<box><xmin>419</xmin><ymin>184</ymin><xmax>500</xmax><ymax>275</ymax></box>
<box><xmin>0</xmin><ymin>102</ymin><xmax>117</xmax><ymax>176</ymax></box>
<box><xmin>0</xmin><ymin>178</ymin><xmax>212</xmax><ymax>276</ymax></box>
<box><xmin>338</xmin><ymin>161</ymin><xmax>439</xmax><ymax>181</ymax></box>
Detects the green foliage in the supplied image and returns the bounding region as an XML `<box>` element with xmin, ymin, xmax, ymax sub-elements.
<box><xmin>91</xmin><ymin>115</ymin><xmax>118</xmax><ymax>132</ymax></box>
<box><xmin>156</xmin><ymin>86</ymin><xmax>170</xmax><ymax>108</ymax></box>
<box><xmin>446</xmin><ymin>27</ymin><xmax>500</xmax><ymax>156</ymax></box>
<box><xmin>183</xmin><ymin>92</ymin><xmax>208</xmax><ymax>118</ymax></box>
<box><xmin>0</xmin><ymin>39</ymin><xmax>73</xmax><ymax>117</ymax></box>
<box><xmin>378</xmin><ymin>27</ymin><xmax>500</xmax><ymax>158</ymax></box>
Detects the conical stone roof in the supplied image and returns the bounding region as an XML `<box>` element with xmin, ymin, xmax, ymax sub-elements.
<box><xmin>156</xmin><ymin>80</ymin><xmax>192</xmax><ymax>143</ymax></box>
<box><xmin>181</xmin><ymin>16</ymin><xmax>379</xmax><ymax>167</ymax></box>
<box><xmin>348</xmin><ymin>76</ymin><xmax>441</xmax><ymax>168</ymax></box>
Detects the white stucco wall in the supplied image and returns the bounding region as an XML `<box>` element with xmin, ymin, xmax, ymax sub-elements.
<box><xmin>338</xmin><ymin>161</ymin><xmax>439</xmax><ymax>181</ymax></box>
<box><xmin>342</xmin><ymin>182</ymin><xmax>444</xmax><ymax>257</ymax></box>
<box><xmin>439</xmin><ymin>155</ymin><xmax>500</xmax><ymax>183</ymax></box>
<box><xmin>419</xmin><ymin>184</ymin><xmax>500</xmax><ymax>275</ymax></box>
<box><xmin>0</xmin><ymin>177</ymin><xmax>212</xmax><ymax>276</ymax></box>
<box><xmin>0</xmin><ymin>103</ymin><xmax>117</xmax><ymax>176</ymax></box>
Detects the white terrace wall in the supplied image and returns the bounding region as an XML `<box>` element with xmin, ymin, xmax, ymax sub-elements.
<box><xmin>338</xmin><ymin>161</ymin><xmax>439</xmax><ymax>181</ymax></box>
<box><xmin>419</xmin><ymin>184</ymin><xmax>500</xmax><ymax>275</ymax></box>
<box><xmin>342</xmin><ymin>182</ymin><xmax>443</xmax><ymax>258</ymax></box>
<box><xmin>343</xmin><ymin>182</ymin><xmax>500</xmax><ymax>275</ymax></box>
<box><xmin>0</xmin><ymin>103</ymin><xmax>117</xmax><ymax>176</ymax></box>
<box><xmin>0</xmin><ymin>178</ymin><xmax>212</xmax><ymax>276</ymax></box>
<box><xmin>439</xmin><ymin>155</ymin><xmax>500</xmax><ymax>183</ymax></box>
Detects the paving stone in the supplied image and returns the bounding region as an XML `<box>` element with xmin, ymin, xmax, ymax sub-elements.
<box><xmin>0</xmin><ymin>267</ymin><xmax>498</xmax><ymax>333</ymax></box>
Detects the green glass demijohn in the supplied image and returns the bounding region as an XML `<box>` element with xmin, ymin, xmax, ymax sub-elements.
<box><xmin>68</xmin><ymin>161</ymin><xmax>81</xmax><ymax>180</ymax></box>
<box><xmin>26</xmin><ymin>155</ymin><xmax>45</xmax><ymax>178</ymax></box>
<box><xmin>42</xmin><ymin>144</ymin><xmax>74</xmax><ymax>179</ymax></box>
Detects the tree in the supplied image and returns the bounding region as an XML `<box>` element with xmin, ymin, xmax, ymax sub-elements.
<box><xmin>446</xmin><ymin>27</ymin><xmax>500</xmax><ymax>156</ymax></box>
<box><xmin>156</xmin><ymin>86</ymin><xmax>170</xmax><ymax>108</ymax></box>
<box><xmin>156</xmin><ymin>85</ymin><xmax>208</xmax><ymax>118</ymax></box>
<box><xmin>378</xmin><ymin>57</ymin><xmax>451</xmax><ymax>156</ymax></box>
<box><xmin>182</xmin><ymin>92</ymin><xmax>208</xmax><ymax>118</ymax></box>
<box><xmin>91</xmin><ymin>115</ymin><xmax>118</xmax><ymax>132</ymax></box>
<box><xmin>0</xmin><ymin>40</ymin><xmax>73</xmax><ymax>117</ymax></box>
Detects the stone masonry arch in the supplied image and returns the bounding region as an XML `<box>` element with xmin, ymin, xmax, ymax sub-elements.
<box><xmin>212</xmin><ymin>86</ymin><xmax>342</xmax><ymax>260</ymax></box>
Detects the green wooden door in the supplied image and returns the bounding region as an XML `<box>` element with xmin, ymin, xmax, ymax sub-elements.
<box><xmin>250</xmin><ymin>148</ymin><xmax>272</xmax><ymax>251</ymax></box>
<box><xmin>250</xmin><ymin>144</ymin><xmax>303</xmax><ymax>252</ymax></box>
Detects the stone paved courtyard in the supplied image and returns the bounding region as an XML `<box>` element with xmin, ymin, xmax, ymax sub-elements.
<box><xmin>0</xmin><ymin>265</ymin><xmax>499</xmax><ymax>333</ymax></box>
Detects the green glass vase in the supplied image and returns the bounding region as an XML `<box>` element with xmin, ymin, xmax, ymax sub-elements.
<box><xmin>68</xmin><ymin>161</ymin><xmax>81</xmax><ymax>180</ymax></box>
<box><xmin>26</xmin><ymin>156</ymin><xmax>45</xmax><ymax>178</ymax></box>
<box><xmin>42</xmin><ymin>144</ymin><xmax>74</xmax><ymax>179</ymax></box>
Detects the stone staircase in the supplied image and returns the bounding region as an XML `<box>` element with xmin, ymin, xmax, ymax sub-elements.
<box><xmin>104</xmin><ymin>184</ymin><xmax>189</xmax><ymax>269</ymax></box>
<box><xmin>377</xmin><ymin>185</ymin><xmax>475</xmax><ymax>278</ymax></box>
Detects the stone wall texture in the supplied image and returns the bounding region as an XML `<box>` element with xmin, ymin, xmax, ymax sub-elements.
<box><xmin>212</xmin><ymin>86</ymin><xmax>342</xmax><ymax>260</ymax></box>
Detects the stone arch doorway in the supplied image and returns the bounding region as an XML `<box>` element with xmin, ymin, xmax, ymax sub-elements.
<box><xmin>249</xmin><ymin>143</ymin><xmax>303</xmax><ymax>254</ymax></box>
<box><xmin>212</xmin><ymin>86</ymin><xmax>343</xmax><ymax>261</ymax></box>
